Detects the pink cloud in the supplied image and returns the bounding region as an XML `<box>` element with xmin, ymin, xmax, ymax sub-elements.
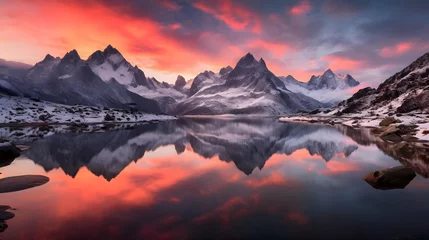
<box><xmin>379</xmin><ymin>42</ymin><xmax>413</xmax><ymax>58</ymax></box>
<box><xmin>289</xmin><ymin>0</ymin><xmax>311</xmax><ymax>15</ymax></box>
<box><xmin>322</xmin><ymin>55</ymin><xmax>365</xmax><ymax>71</ymax></box>
<box><xmin>193</xmin><ymin>0</ymin><xmax>261</xmax><ymax>33</ymax></box>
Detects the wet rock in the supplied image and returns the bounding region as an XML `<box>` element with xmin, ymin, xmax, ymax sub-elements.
<box><xmin>0</xmin><ymin>142</ymin><xmax>21</xmax><ymax>162</ymax></box>
<box><xmin>0</xmin><ymin>175</ymin><xmax>49</xmax><ymax>193</ymax></box>
<box><xmin>397</xmin><ymin>124</ymin><xmax>419</xmax><ymax>135</ymax></box>
<box><xmin>0</xmin><ymin>206</ymin><xmax>11</xmax><ymax>212</ymax></box>
<box><xmin>0</xmin><ymin>221</ymin><xmax>7</xmax><ymax>233</ymax></box>
<box><xmin>0</xmin><ymin>211</ymin><xmax>15</xmax><ymax>221</ymax></box>
<box><xmin>379</xmin><ymin>117</ymin><xmax>399</xmax><ymax>126</ymax></box>
<box><xmin>363</xmin><ymin>166</ymin><xmax>416</xmax><ymax>190</ymax></box>
<box><xmin>379</xmin><ymin>125</ymin><xmax>402</xmax><ymax>142</ymax></box>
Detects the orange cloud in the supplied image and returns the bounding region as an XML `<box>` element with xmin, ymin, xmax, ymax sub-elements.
<box><xmin>289</xmin><ymin>0</ymin><xmax>311</xmax><ymax>15</ymax></box>
<box><xmin>193</xmin><ymin>0</ymin><xmax>261</xmax><ymax>33</ymax></box>
<box><xmin>0</xmin><ymin>0</ymin><xmax>238</xmax><ymax>81</ymax></box>
<box><xmin>379</xmin><ymin>42</ymin><xmax>413</xmax><ymax>58</ymax></box>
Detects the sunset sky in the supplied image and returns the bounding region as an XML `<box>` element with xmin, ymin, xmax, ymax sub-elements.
<box><xmin>1</xmin><ymin>0</ymin><xmax>428</xmax><ymax>85</ymax></box>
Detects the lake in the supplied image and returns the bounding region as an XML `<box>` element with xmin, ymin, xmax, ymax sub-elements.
<box><xmin>1</xmin><ymin>117</ymin><xmax>429</xmax><ymax>240</ymax></box>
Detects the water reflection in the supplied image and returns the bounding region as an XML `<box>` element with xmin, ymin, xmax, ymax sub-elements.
<box><xmin>24</xmin><ymin>118</ymin><xmax>361</xmax><ymax>179</ymax></box>
<box><xmin>1</xmin><ymin>118</ymin><xmax>429</xmax><ymax>240</ymax></box>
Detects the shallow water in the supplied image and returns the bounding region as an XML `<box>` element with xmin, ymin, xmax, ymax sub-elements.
<box><xmin>1</xmin><ymin>117</ymin><xmax>429</xmax><ymax>240</ymax></box>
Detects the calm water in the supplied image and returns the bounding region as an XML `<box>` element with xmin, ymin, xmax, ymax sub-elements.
<box><xmin>1</xmin><ymin>118</ymin><xmax>429</xmax><ymax>240</ymax></box>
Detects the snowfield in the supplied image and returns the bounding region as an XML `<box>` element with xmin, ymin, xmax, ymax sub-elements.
<box><xmin>0</xmin><ymin>94</ymin><xmax>176</xmax><ymax>125</ymax></box>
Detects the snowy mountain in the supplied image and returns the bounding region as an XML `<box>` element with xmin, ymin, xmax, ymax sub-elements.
<box><xmin>0</xmin><ymin>49</ymin><xmax>162</xmax><ymax>113</ymax></box>
<box><xmin>173</xmin><ymin>53</ymin><xmax>323</xmax><ymax>115</ymax></box>
<box><xmin>86</xmin><ymin>45</ymin><xmax>186</xmax><ymax>112</ymax></box>
<box><xmin>308</xmin><ymin>69</ymin><xmax>359</xmax><ymax>90</ymax></box>
<box><xmin>335</xmin><ymin>52</ymin><xmax>429</xmax><ymax>114</ymax></box>
<box><xmin>279</xmin><ymin>70</ymin><xmax>360</xmax><ymax>106</ymax></box>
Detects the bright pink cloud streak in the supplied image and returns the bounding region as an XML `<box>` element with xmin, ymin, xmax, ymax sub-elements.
<box><xmin>289</xmin><ymin>0</ymin><xmax>311</xmax><ymax>15</ymax></box>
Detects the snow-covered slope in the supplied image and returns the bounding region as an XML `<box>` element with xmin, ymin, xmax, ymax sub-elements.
<box><xmin>334</xmin><ymin>52</ymin><xmax>429</xmax><ymax>115</ymax></box>
<box><xmin>173</xmin><ymin>53</ymin><xmax>323</xmax><ymax>115</ymax></box>
<box><xmin>86</xmin><ymin>45</ymin><xmax>186</xmax><ymax>113</ymax></box>
<box><xmin>0</xmin><ymin>93</ymin><xmax>174</xmax><ymax>124</ymax></box>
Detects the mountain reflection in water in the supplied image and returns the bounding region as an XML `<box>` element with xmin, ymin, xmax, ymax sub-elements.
<box><xmin>24</xmin><ymin>118</ymin><xmax>361</xmax><ymax>179</ymax></box>
<box><xmin>1</xmin><ymin>117</ymin><xmax>429</xmax><ymax>240</ymax></box>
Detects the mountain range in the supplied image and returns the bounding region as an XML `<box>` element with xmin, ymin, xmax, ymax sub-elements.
<box><xmin>0</xmin><ymin>45</ymin><xmax>361</xmax><ymax>115</ymax></box>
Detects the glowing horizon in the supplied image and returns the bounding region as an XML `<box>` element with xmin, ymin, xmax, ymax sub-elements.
<box><xmin>1</xmin><ymin>0</ymin><xmax>428</xmax><ymax>85</ymax></box>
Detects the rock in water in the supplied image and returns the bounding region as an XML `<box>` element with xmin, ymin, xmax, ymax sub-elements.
<box><xmin>363</xmin><ymin>166</ymin><xmax>416</xmax><ymax>190</ymax></box>
<box><xmin>0</xmin><ymin>221</ymin><xmax>7</xmax><ymax>233</ymax></box>
<box><xmin>0</xmin><ymin>211</ymin><xmax>15</xmax><ymax>221</ymax></box>
<box><xmin>0</xmin><ymin>175</ymin><xmax>50</xmax><ymax>193</ymax></box>
<box><xmin>0</xmin><ymin>142</ymin><xmax>21</xmax><ymax>163</ymax></box>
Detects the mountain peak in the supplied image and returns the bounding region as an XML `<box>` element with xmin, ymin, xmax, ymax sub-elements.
<box><xmin>219</xmin><ymin>65</ymin><xmax>233</xmax><ymax>75</ymax></box>
<box><xmin>103</xmin><ymin>44</ymin><xmax>120</xmax><ymax>56</ymax></box>
<box><xmin>323</xmin><ymin>68</ymin><xmax>334</xmax><ymax>76</ymax></box>
<box><xmin>236</xmin><ymin>52</ymin><xmax>257</xmax><ymax>66</ymax></box>
<box><xmin>63</xmin><ymin>49</ymin><xmax>81</xmax><ymax>61</ymax></box>
<box><xmin>175</xmin><ymin>75</ymin><xmax>186</xmax><ymax>88</ymax></box>
<box><xmin>259</xmin><ymin>58</ymin><xmax>267</xmax><ymax>67</ymax></box>
<box><xmin>42</xmin><ymin>54</ymin><xmax>55</xmax><ymax>62</ymax></box>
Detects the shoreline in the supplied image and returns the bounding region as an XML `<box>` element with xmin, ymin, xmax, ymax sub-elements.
<box><xmin>279</xmin><ymin>114</ymin><xmax>429</xmax><ymax>142</ymax></box>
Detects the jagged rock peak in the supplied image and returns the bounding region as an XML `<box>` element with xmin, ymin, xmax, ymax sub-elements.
<box><xmin>323</xmin><ymin>68</ymin><xmax>334</xmax><ymax>76</ymax></box>
<box><xmin>104</xmin><ymin>44</ymin><xmax>120</xmax><ymax>56</ymax></box>
<box><xmin>259</xmin><ymin>58</ymin><xmax>267</xmax><ymax>67</ymax></box>
<box><xmin>175</xmin><ymin>75</ymin><xmax>186</xmax><ymax>87</ymax></box>
<box><xmin>219</xmin><ymin>65</ymin><xmax>233</xmax><ymax>75</ymax></box>
<box><xmin>63</xmin><ymin>49</ymin><xmax>81</xmax><ymax>61</ymax></box>
<box><xmin>42</xmin><ymin>54</ymin><xmax>55</xmax><ymax>62</ymax></box>
<box><xmin>237</xmin><ymin>52</ymin><xmax>257</xmax><ymax>66</ymax></box>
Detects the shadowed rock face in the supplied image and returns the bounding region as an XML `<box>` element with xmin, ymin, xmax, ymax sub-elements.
<box><xmin>23</xmin><ymin>118</ymin><xmax>359</xmax><ymax>179</ymax></box>
<box><xmin>337</xmin><ymin>52</ymin><xmax>429</xmax><ymax>114</ymax></box>
<box><xmin>363</xmin><ymin>166</ymin><xmax>416</xmax><ymax>190</ymax></box>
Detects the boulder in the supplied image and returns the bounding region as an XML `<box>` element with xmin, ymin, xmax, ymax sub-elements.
<box><xmin>379</xmin><ymin>117</ymin><xmax>398</xmax><ymax>126</ymax></box>
<box><xmin>380</xmin><ymin>125</ymin><xmax>402</xmax><ymax>142</ymax></box>
<box><xmin>0</xmin><ymin>143</ymin><xmax>21</xmax><ymax>163</ymax></box>
<box><xmin>104</xmin><ymin>114</ymin><xmax>115</xmax><ymax>121</ymax></box>
<box><xmin>0</xmin><ymin>175</ymin><xmax>50</xmax><ymax>193</ymax></box>
<box><xmin>363</xmin><ymin>166</ymin><xmax>416</xmax><ymax>190</ymax></box>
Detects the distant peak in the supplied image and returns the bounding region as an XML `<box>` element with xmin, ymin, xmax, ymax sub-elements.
<box><xmin>236</xmin><ymin>52</ymin><xmax>259</xmax><ymax>67</ymax></box>
<box><xmin>219</xmin><ymin>65</ymin><xmax>233</xmax><ymax>75</ymax></box>
<box><xmin>244</xmin><ymin>52</ymin><xmax>256</xmax><ymax>60</ymax></box>
<box><xmin>63</xmin><ymin>49</ymin><xmax>81</xmax><ymax>61</ymax></box>
<box><xmin>324</xmin><ymin>68</ymin><xmax>334</xmax><ymax>75</ymax></box>
<box><xmin>175</xmin><ymin>75</ymin><xmax>186</xmax><ymax>88</ymax></box>
<box><xmin>103</xmin><ymin>44</ymin><xmax>120</xmax><ymax>55</ymax></box>
<box><xmin>42</xmin><ymin>54</ymin><xmax>55</xmax><ymax>62</ymax></box>
<box><xmin>259</xmin><ymin>58</ymin><xmax>267</xmax><ymax>67</ymax></box>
